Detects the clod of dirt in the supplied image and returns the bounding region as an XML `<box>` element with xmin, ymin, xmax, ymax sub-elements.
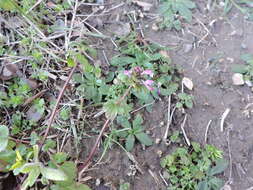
<box><xmin>223</xmin><ymin>185</ymin><xmax>232</xmax><ymax>190</ymax></box>
<box><xmin>26</xmin><ymin>106</ymin><xmax>44</xmax><ymax>122</ymax></box>
<box><xmin>245</xmin><ymin>80</ymin><xmax>252</xmax><ymax>87</ymax></box>
<box><xmin>0</xmin><ymin>64</ymin><xmax>20</xmax><ymax>80</ymax></box>
<box><xmin>114</xmin><ymin>23</ymin><xmax>131</xmax><ymax>37</ymax></box>
<box><xmin>133</xmin><ymin>1</ymin><xmax>153</xmax><ymax>12</ymax></box>
<box><xmin>232</xmin><ymin>73</ymin><xmax>244</xmax><ymax>86</ymax></box>
<box><xmin>24</xmin><ymin>78</ymin><xmax>39</xmax><ymax>89</ymax></box>
<box><xmin>151</xmin><ymin>23</ymin><xmax>159</xmax><ymax>31</ymax></box>
<box><xmin>182</xmin><ymin>77</ymin><xmax>194</xmax><ymax>90</ymax></box>
<box><xmin>183</xmin><ymin>43</ymin><xmax>193</xmax><ymax>53</ymax></box>
<box><xmin>159</xmin><ymin>50</ymin><xmax>170</xmax><ymax>59</ymax></box>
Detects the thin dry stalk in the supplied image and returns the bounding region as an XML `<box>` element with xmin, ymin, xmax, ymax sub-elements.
<box><xmin>27</xmin><ymin>0</ymin><xmax>44</xmax><ymax>14</ymax></box>
<box><xmin>220</xmin><ymin>108</ymin><xmax>231</xmax><ymax>132</ymax></box>
<box><xmin>41</xmin><ymin>64</ymin><xmax>78</xmax><ymax>144</ymax></box>
<box><xmin>23</xmin><ymin>89</ymin><xmax>47</xmax><ymax>106</ymax></box>
<box><xmin>204</xmin><ymin>120</ymin><xmax>212</xmax><ymax>143</ymax></box>
<box><xmin>163</xmin><ymin>96</ymin><xmax>171</xmax><ymax>141</ymax></box>
<box><xmin>78</xmin><ymin>119</ymin><xmax>111</xmax><ymax>172</ymax></box>
<box><xmin>180</xmin><ymin>114</ymin><xmax>190</xmax><ymax>146</ymax></box>
<box><xmin>65</xmin><ymin>0</ymin><xmax>79</xmax><ymax>51</ymax></box>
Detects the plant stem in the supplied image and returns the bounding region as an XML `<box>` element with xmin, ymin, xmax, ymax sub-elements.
<box><xmin>78</xmin><ymin>85</ymin><xmax>133</xmax><ymax>173</ymax></box>
<box><xmin>230</xmin><ymin>0</ymin><xmax>245</xmax><ymax>13</ymax></box>
<box><xmin>41</xmin><ymin>64</ymin><xmax>77</xmax><ymax>145</ymax></box>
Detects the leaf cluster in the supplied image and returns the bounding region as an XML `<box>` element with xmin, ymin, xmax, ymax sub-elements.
<box><xmin>0</xmin><ymin>126</ymin><xmax>91</xmax><ymax>190</ymax></box>
<box><xmin>116</xmin><ymin>114</ymin><xmax>153</xmax><ymax>151</ymax></box>
<box><xmin>159</xmin><ymin>0</ymin><xmax>196</xmax><ymax>30</ymax></box>
<box><xmin>160</xmin><ymin>142</ymin><xmax>227</xmax><ymax>190</ymax></box>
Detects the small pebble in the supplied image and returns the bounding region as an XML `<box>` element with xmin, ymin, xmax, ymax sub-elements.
<box><xmin>232</xmin><ymin>73</ymin><xmax>244</xmax><ymax>86</ymax></box>
<box><xmin>241</xmin><ymin>43</ymin><xmax>247</xmax><ymax>49</ymax></box>
<box><xmin>152</xmin><ymin>23</ymin><xmax>159</xmax><ymax>31</ymax></box>
<box><xmin>157</xmin><ymin>150</ymin><xmax>163</xmax><ymax>157</ymax></box>
<box><xmin>96</xmin><ymin>179</ymin><xmax>101</xmax><ymax>186</ymax></box>
<box><xmin>155</xmin><ymin>138</ymin><xmax>161</xmax><ymax>144</ymax></box>
<box><xmin>245</xmin><ymin>80</ymin><xmax>252</xmax><ymax>87</ymax></box>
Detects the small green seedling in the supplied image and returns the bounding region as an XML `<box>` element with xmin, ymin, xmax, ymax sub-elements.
<box><xmin>117</xmin><ymin>115</ymin><xmax>153</xmax><ymax>151</ymax></box>
<box><xmin>159</xmin><ymin>0</ymin><xmax>196</xmax><ymax>30</ymax></box>
<box><xmin>169</xmin><ymin>131</ymin><xmax>181</xmax><ymax>143</ymax></box>
<box><xmin>198</xmin><ymin>159</ymin><xmax>229</xmax><ymax>190</ymax></box>
<box><xmin>161</xmin><ymin>142</ymin><xmax>227</xmax><ymax>190</ymax></box>
<box><xmin>176</xmin><ymin>92</ymin><xmax>194</xmax><ymax>108</ymax></box>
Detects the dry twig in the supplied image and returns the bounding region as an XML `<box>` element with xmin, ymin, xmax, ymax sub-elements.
<box><xmin>180</xmin><ymin>114</ymin><xmax>190</xmax><ymax>146</ymax></box>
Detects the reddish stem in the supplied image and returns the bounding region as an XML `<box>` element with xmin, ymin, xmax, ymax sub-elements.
<box><xmin>78</xmin><ymin>86</ymin><xmax>133</xmax><ymax>172</ymax></box>
<box><xmin>78</xmin><ymin>119</ymin><xmax>110</xmax><ymax>171</ymax></box>
<box><xmin>41</xmin><ymin>64</ymin><xmax>77</xmax><ymax>145</ymax></box>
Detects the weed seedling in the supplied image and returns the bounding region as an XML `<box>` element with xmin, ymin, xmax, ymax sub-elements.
<box><xmin>117</xmin><ymin>114</ymin><xmax>153</xmax><ymax>151</ymax></box>
<box><xmin>161</xmin><ymin>142</ymin><xmax>227</xmax><ymax>190</ymax></box>
<box><xmin>159</xmin><ymin>0</ymin><xmax>196</xmax><ymax>30</ymax></box>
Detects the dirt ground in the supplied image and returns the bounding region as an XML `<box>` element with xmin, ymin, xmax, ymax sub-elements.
<box><xmin>80</xmin><ymin>0</ymin><xmax>253</xmax><ymax>189</ymax></box>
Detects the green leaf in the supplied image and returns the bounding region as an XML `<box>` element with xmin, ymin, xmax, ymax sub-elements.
<box><xmin>119</xmin><ymin>182</ymin><xmax>130</xmax><ymax>190</ymax></box>
<box><xmin>241</xmin><ymin>53</ymin><xmax>253</xmax><ymax>64</ymax></box>
<box><xmin>159</xmin><ymin>0</ymin><xmax>195</xmax><ymax>30</ymax></box>
<box><xmin>21</xmin><ymin>163</ymin><xmax>41</xmax><ymax>173</ymax></box>
<box><xmin>160</xmin><ymin>155</ymin><xmax>174</xmax><ymax>168</ymax></box>
<box><xmin>30</xmin><ymin>132</ymin><xmax>39</xmax><ymax>146</ymax></box>
<box><xmin>111</xmin><ymin>56</ymin><xmax>136</xmax><ymax>66</ymax></box>
<box><xmin>76</xmin><ymin>53</ymin><xmax>93</xmax><ymax>73</ymax></box>
<box><xmin>169</xmin><ymin>131</ymin><xmax>180</xmax><ymax>143</ymax></box>
<box><xmin>132</xmin><ymin>114</ymin><xmax>143</xmax><ymax>127</ymax></box>
<box><xmin>208</xmin><ymin>159</ymin><xmax>228</xmax><ymax>176</ymax></box>
<box><xmin>0</xmin><ymin>0</ymin><xmax>20</xmax><ymax>11</ymax></box>
<box><xmin>198</xmin><ymin>180</ymin><xmax>209</xmax><ymax>190</ymax></box>
<box><xmin>21</xmin><ymin>166</ymin><xmax>41</xmax><ymax>190</ymax></box>
<box><xmin>52</xmin><ymin>152</ymin><xmax>68</xmax><ymax>164</ymax></box>
<box><xmin>125</xmin><ymin>134</ymin><xmax>135</xmax><ymax>151</ymax></box>
<box><xmin>192</xmin><ymin>142</ymin><xmax>201</xmax><ymax>152</ymax></box>
<box><xmin>41</xmin><ymin>167</ymin><xmax>68</xmax><ymax>181</ymax></box>
<box><xmin>209</xmin><ymin>177</ymin><xmax>224</xmax><ymax>189</ymax></box>
<box><xmin>56</xmin><ymin>161</ymin><xmax>77</xmax><ymax>186</ymax></box>
<box><xmin>42</xmin><ymin>139</ymin><xmax>56</xmax><ymax>152</ymax></box>
<box><xmin>67</xmin><ymin>58</ymin><xmax>76</xmax><ymax>67</ymax></box>
<box><xmin>60</xmin><ymin>107</ymin><xmax>71</xmax><ymax>121</ymax></box>
<box><xmin>0</xmin><ymin>125</ymin><xmax>9</xmax><ymax>152</ymax></box>
<box><xmin>135</xmin><ymin>132</ymin><xmax>153</xmax><ymax>146</ymax></box>
<box><xmin>103</xmin><ymin>99</ymin><xmax>132</xmax><ymax>119</ymax></box>
<box><xmin>232</xmin><ymin>65</ymin><xmax>248</xmax><ymax>74</ymax></box>
<box><xmin>117</xmin><ymin>116</ymin><xmax>131</xmax><ymax>128</ymax></box>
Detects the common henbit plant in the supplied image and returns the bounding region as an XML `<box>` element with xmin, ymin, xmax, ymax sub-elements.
<box><xmin>159</xmin><ymin>0</ymin><xmax>196</xmax><ymax>30</ymax></box>
<box><xmin>0</xmin><ymin>125</ymin><xmax>91</xmax><ymax>190</ymax></box>
<box><xmin>116</xmin><ymin>114</ymin><xmax>153</xmax><ymax>151</ymax></box>
<box><xmin>72</xmin><ymin>32</ymin><xmax>190</xmax><ymax>120</ymax></box>
<box><xmin>161</xmin><ymin>142</ymin><xmax>228</xmax><ymax>190</ymax></box>
<box><xmin>232</xmin><ymin>54</ymin><xmax>253</xmax><ymax>82</ymax></box>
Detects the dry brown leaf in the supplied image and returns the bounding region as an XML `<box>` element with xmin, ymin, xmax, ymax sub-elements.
<box><xmin>182</xmin><ymin>77</ymin><xmax>194</xmax><ymax>90</ymax></box>
<box><xmin>159</xmin><ymin>50</ymin><xmax>170</xmax><ymax>59</ymax></box>
<box><xmin>26</xmin><ymin>105</ymin><xmax>44</xmax><ymax>122</ymax></box>
<box><xmin>0</xmin><ymin>63</ymin><xmax>19</xmax><ymax>80</ymax></box>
